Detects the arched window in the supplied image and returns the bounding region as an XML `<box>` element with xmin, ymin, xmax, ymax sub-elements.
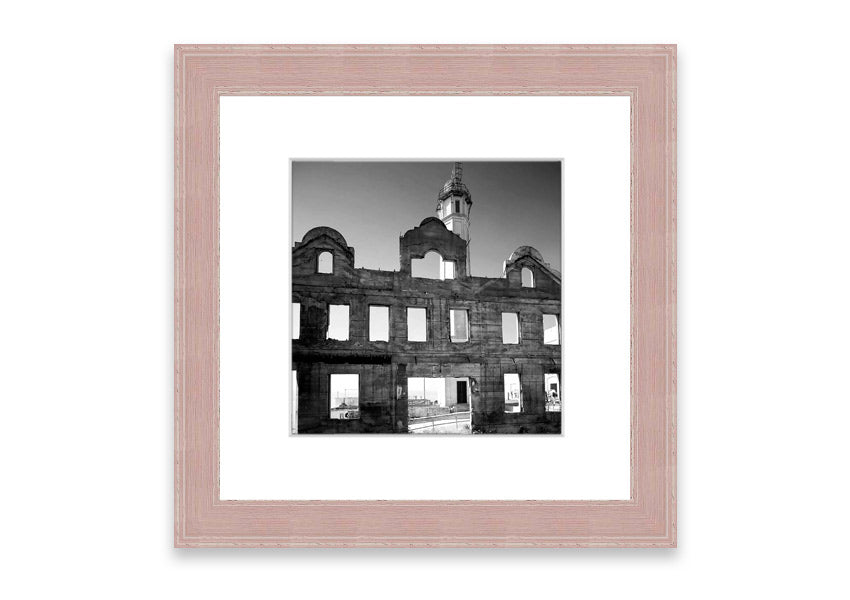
<box><xmin>317</xmin><ymin>251</ymin><xmax>333</xmax><ymax>274</ymax></box>
<box><xmin>521</xmin><ymin>267</ymin><xmax>534</xmax><ymax>288</ymax></box>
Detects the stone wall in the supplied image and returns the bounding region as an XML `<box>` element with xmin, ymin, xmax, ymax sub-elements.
<box><xmin>292</xmin><ymin>223</ymin><xmax>562</xmax><ymax>434</ymax></box>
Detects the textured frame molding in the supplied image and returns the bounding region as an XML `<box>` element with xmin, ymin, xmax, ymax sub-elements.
<box><xmin>174</xmin><ymin>44</ymin><xmax>676</xmax><ymax>548</ymax></box>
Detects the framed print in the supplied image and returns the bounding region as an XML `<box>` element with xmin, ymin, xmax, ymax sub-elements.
<box><xmin>174</xmin><ymin>44</ymin><xmax>677</xmax><ymax>547</ymax></box>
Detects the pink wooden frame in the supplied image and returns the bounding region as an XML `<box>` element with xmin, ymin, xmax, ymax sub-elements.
<box><xmin>174</xmin><ymin>44</ymin><xmax>676</xmax><ymax>547</ymax></box>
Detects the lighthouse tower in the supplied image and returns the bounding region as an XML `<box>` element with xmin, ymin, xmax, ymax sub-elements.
<box><xmin>436</xmin><ymin>162</ymin><xmax>473</xmax><ymax>274</ymax></box>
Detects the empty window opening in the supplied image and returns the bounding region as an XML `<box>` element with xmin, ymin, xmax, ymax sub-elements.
<box><xmin>450</xmin><ymin>309</ymin><xmax>469</xmax><ymax>342</ymax></box>
<box><xmin>369</xmin><ymin>305</ymin><xmax>389</xmax><ymax>342</ymax></box>
<box><xmin>521</xmin><ymin>267</ymin><xmax>534</xmax><ymax>288</ymax></box>
<box><xmin>455</xmin><ymin>380</ymin><xmax>468</xmax><ymax>405</ymax></box>
<box><xmin>412</xmin><ymin>251</ymin><xmax>456</xmax><ymax>281</ymax></box>
<box><xmin>408</xmin><ymin>377</ymin><xmax>446</xmax><ymax>407</ymax></box>
<box><xmin>454</xmin><ymin>200</ymin><xmax>460</xmax><ymax>213</ymax></box>
<box><xmin>291</xmin><ymin>370</ymin><xmax>298</xmax><ymax>434</ymax></box>
<box><xmin>411</xmin><ymin>250</ymin><xmax>443</xmax><ymax>279</ymax></box>
<box><xmin>330</xmin><ymin>374</ymin><xmax>359</xmax><ymax>420</ymax></box>
<box><xmin>327</xmin><ymin>304</ymin><xmax>349</xmax><ymax>340</ymax></box>
<box><xmin>543</xmin><ymin>314</ymin><xmax>560</xmax><ymax>345</ymax></box>
<box><xmin>407</xmin><ymin>307</ymin><xmax>427</xmax><ymax>342</ymax></box>
<box><xmin>317</xmin><ymin>251</ymin><xmax>333</xmax><ymax>274</ymax></box>
<box><xmin>504</xmin><ymin>373</ymin><xmax>522</xmax><ymax>413</ymax></box>
<box><xmin>545</xmin><ymin>373</ymin><xmax>561</xmax><ymax>412</ymax></box>
<box><xmin>407</xmin><ymin>376</ymin><xmax>471</xmax><ymax>434</ymax></box>
<box><xmin>501</xmin><ymin>312</ymin><xmax>520</xmax><ymax>344</ymax></box>
<box><xmin>292</xmin><ymin>302</ymin><xmax>300</xmax><ymax>339</ymax></box>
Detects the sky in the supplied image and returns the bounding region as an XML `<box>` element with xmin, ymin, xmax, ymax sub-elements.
<box><xmin>292</xmin><ymin>161</ymin><xmax>561</xmax><ymax>278</ymax></box>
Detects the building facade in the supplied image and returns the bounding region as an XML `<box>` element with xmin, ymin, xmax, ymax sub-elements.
<box><xmin>292</xmin><ymin>165</ymin><xmax>562</xmax><ymax>434</ymax></box>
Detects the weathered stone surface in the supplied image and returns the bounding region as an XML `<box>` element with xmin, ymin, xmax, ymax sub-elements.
<box><xmin>399</xmin><ymin>217</ymin><xmax>469</xmax><ymax>278</ymax></box>
<box><xmin>293</xmin><ymin>222</ymin><xmax>562</xmax><ymax>434</ymax></box>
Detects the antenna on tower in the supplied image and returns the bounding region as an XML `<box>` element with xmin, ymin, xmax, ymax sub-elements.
<box><xmin>452</xmin><ymin>162</ymin><xmax>463</xmax><ymax>183</ymax></box>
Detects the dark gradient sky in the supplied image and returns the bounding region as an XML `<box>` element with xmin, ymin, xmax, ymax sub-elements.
<box><xmin>292</xmin><ymin>161</ymin><xmax>561</xmax><ymax>278</ymax></box>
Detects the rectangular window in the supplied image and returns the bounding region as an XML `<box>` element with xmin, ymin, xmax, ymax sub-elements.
<box><xmin>329</xmin><ymin>374</ymin><xmax>359</xmax><ymax>419</ymax></box>
<box><xmin>501</xmin><ymin>312</ymin><xmax>520</xmax><ymax>344</ymax></box>
<box><xmin>454</xmin><ymin>200</ymin><xmax>460</xmax><ymax>213</ymax></box>
<box><xmin>291</xmin><ymin>370</ymin><xmax>298</xmax><ymax>434</ymax></box>
<box><xmin>504</xmin><ymin>373</ymin><xmax>522</xmax><ymax>413</ymax></box>
<box><xmin>292</xmin><ymin>302</ymin><xmax>300</xmax><ymax>339</ymax></box>
<box><xmin>545</xmin><ymin>373</ymin><xmax>561</xmax><ymax>412</ymax></box>
<box><xmin>327</xmin><ymin>304</ymin><xmax>349</xmax><ymax>340</ymax></box>
<box><xmin>407</xmin><ymin>307</ymin><xmax>427</xmax><ymax>342</ymax></box>
<box><xmin>442</xmin><ymin>260</ymin><xmax>455</xmax><ymax>279</ymax></box>
<box><xmin>450</xmin><ymin>309</ymin><xmax>469</xmax><ymax>342</ymax></box>
<box><xmin>543</xmin><ymin>314</ymin><xmax>560</xmax><ymax>345</ymax></box>
<box><xmin>369</xmin><ymin>305</ymin><xmax>389</xmax><ymax>341</ymax></box>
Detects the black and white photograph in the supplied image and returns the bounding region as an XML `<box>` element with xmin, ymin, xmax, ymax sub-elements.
<box><xmin>291</xmin><ymin>161</ymin><xmax>562</xmax><ymax>434</ymax></box>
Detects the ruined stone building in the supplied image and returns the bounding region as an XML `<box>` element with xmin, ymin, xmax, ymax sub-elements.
<box><xmin>291</xmin><ymin>163</ymin><xmax>562</xmax><ymax>434</ymax></box>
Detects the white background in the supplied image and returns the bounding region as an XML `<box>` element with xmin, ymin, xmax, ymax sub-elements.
<box><xmin>220</xmin><ymin>96</ymin><xmax>630</xmax><ymax>500</ymax></box>
<box><xmin>1</xmin><ymin>1</ymin><xmax>848</xmax><ymax>599</ymax></box>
